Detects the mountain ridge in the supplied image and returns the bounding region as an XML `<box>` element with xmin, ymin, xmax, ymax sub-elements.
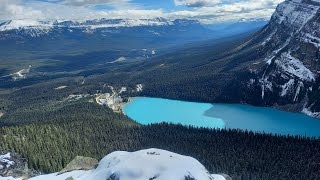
<box><xmin>0</xmin><ymin>18</ymin><xmax>199</xmax><ymax>34</ymax></box>
<box><xmin>0</xmin><ymin>17</ymin><xmax>266</xmax><ymax>39</ymax></box>
<box><xmin>0</xmin><ymin>18</ymin><xmax>212</xmax><ymax>44</ymax></box>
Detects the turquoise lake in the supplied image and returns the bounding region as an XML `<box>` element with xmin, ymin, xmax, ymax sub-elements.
<box><xmin>123</xmin><ymin>97</ymin><xmax>320</xmax><ymax>137</ymax></box>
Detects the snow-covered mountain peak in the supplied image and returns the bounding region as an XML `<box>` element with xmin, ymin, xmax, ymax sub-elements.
<box><xmin>272</xmin><ymin>0</ymin><xmax>319</xmax><ymax>30</ymax></box>
<box><xmin>0</xmin><ymin>18</ymin><xmax>202</xmax><ymax>38</ymax></box>
<box><xmin>0</xmin><ymin>18</ymin><xmax>199</xmax><ymax>32</ymax></box>
<box><xmin>0</xmin><ymin>19</ymin><xmax>52</xmax><ymax>32</ymax></box>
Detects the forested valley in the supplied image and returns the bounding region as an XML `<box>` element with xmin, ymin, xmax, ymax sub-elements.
<box><xmin>1</xmin><ymin>102</ymin><xmax>320</xmax><ymax>180</ymax></box>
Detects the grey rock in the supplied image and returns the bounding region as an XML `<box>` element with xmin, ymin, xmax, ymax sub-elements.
<box><xmin>59</xmin><ymin>156</ymin><xmax>98</xmax><ymax>175</ymax></box>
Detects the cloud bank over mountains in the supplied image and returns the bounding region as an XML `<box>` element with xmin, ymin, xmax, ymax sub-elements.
<box><xmin>174</xmin><ymin>0</ymin><xmax>222</xmax><ymax>7</ymax></box>
<box><xmin>0</xmin><ymin>0</ymin><xmax>284</xmax><ymax>23</ymax></box>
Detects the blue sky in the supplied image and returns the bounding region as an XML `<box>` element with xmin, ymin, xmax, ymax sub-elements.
<box><xmin>0</xmin><ymin>0</ymin><xmax>284</xmax><ymax>23</ymax></box>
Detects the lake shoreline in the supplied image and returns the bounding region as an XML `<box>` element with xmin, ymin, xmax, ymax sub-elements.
<box><xmin>123</xmin><ymin>97</ymin><xmax>320</xmax><ymax>138</ymax></box>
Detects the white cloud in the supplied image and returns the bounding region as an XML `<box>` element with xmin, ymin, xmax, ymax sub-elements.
<box><xmin>0</xmin><ymin>0</ymin><xmax>162</xmax><ymax>21</ymax></box>
<box><xmin>0</xmin><ymin>0</ymin><xmax>284</xmax><ymax>23</ymax></box>
<box><xmin>169</xmin><ymin>0</ymin><xmax>284</xmax><ymax>23</ymax></box>
<box><xmin>98</xmin><ymin>9</ymin><xmax>165</xmax><ymax>19</ymax></box>
<box><xmin>0</xmin><ymin>0</ymin><xmax>44</xmax><ymax>20</ymax></box>
<box><xmin>63</xmin><ymin>0</ymin><xmax>130</xmax><ymax>6</ymax></box>
<box><xmin>174</xmin><ymin>0</ymin><xmax>223</xmax><ymax>7</ymax></box>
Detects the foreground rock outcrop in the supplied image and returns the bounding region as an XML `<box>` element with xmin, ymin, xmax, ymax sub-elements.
<box><xmin>59</xmin><ymin>156</ymin><xmax>98</xmax><ymax>175</ymax></box>
<box><xmin>0</xmin><ymin>149</ymin><xmax>226</xmax><ymax>180</ymax></box>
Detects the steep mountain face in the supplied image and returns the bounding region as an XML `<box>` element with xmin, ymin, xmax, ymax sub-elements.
<box><xmin>238</xmin><ymin>0</ymin><xmax>320</xmax><ymax>117</ymax></box>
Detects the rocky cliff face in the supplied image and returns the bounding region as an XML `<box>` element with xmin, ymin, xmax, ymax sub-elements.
<box><xmin>237</xmin><ymin>0</ymin><xmax>320</xmax><ymax>117</ymax></box>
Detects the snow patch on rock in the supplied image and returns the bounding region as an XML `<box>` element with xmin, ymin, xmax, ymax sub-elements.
<box><xmin>274</xmin><ymin>0</ymin><xmax>319</xmax><ymax>30</ymax></box>
<box><xmin>293</xmin><ymin>81</ymin><xmax>304</xmax><ymax>102</ymax></box>
<box><xmin>275</xmin><ymin>52</ymin><xmax>315</xmax><ymax>82</ymax></box>
<box><xmin>108</xmin><ymin>57</ymin><xmax>127</xmax><ymax>64</ymax></box>
<box><xmin>260</xmin><ymin>77</ymin><xmax>273</xmax><ymax>99</ymax></box>
<box><xmin>0</xmin><ymin>153</ymin><xmax>15</xmax><ymax>169</ymax></box>
<box><xmin>136</xmin><ymin>84</ymin><xmax>143</xmax><ymax>92</ymax></box>
<box><xmin>280</xmin><ymin>79</ymin><xmax>295</xmax><ymax>97</ymax></box>
<box><xmin>302</xmin><ymin>106</ymin><xmax>320</xmax><ymax>118</ymax></box>
<box><xmin>2</xmin><ymin>149</ymin><xmax>225</xmax><ymax>180</ymax></box>
<box><xmin>303</xmin><ymin>33</ymin><xmax>320</xmax><ymax>48</ymax></box>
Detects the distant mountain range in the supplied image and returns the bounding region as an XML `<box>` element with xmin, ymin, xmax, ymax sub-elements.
<box><xmin>0</xmin><ymin>18</ymin><xmax>200</xmax><ymax>37</ymax></box>
<box><xmin>0</xmin><ymin>17</ymin><xmax>267</xmax><ymax>42</ymax></box>
<box><xmin>205</xmin><ymin>18</ymin><xmax>268</xmax><ymax>36</ymax></box>
<box><xmin>0</xmin><ymin>18</ymin><xmax>217</xmax><ymax>52</ymax></box>
<box><xmin>0</xmin><ymin>18</ymin><xmax>206</xmax><ymax>40</ymax></box>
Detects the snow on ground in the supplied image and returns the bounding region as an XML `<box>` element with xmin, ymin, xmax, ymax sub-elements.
<box><xmin>0</xmin><ymin>20</ymin><xmax>52</xmax><ymax>37</ymax></box>
<box><xmin>0</xmin><ymin>20</ymin><xmax>50</xmax><ymax>31</ymax></box>
<box><xmin>262</xmin><ymin>30</ymin><xmax>276</xmax><ymax>46</ymax></box>
<box><xmin>274</xmin><ymin>0</ymin><xmax>319</xmax><ymax>29</ymax></box>
<box><xmin>302</xmin><ymin>106</ymin><xmax>320</xmax><ymax>118</ymax></box>
<box><xmin>265</xmin><ymin>56</ymin><xmax>275</xmax><ymax>65</ymax></box>
<box><xmin>65</xmin><ymin>94</ymin><xmax>91</xmax><ymax>102</ymax></box>
<box><xmin>303</xmin><ymin>33</ymin><xmax>320</xmax><ymax>48</ymax></box>
<box><xmin>0</xmin><ymin>19</ymin><xmax>174</xmax><ymax>32</ymax></box>
<box><xmin>28</xmin><ymin>171</ymin><xmax>86</xmax><ymax>180</ymax></box>
<box><xmin>87</xmin><ymin>19</ymin><xmax>173</xmax><ymax>29</ymax></box>
<box><xmin>136</xmin><ymin>84</ymin><xmax>143</xmax><ymax>92</ymax></box>
<box><xmin>0</xmin><ymin>153</ymin><xmax>15</xmax><ymax>169</ymax></box>
<box><xmin>1</xmin><ymin>149</ymin><xmax>225</xmax><ymax>180</ymax></box>
<box><xmin>11</xmin><ymin>65</ymin><xmax>32</xmax><ymax>81</ymax></box>
<box><xmin>80</xmin><ymin>148</ymin><xmax>223</xmax><ymax>180</ymax></box>
<box><xmin>280</xmin><ymin>79</ymin><xmax>295</xmax><ymax>97</ymax></box>
<box><xmin>260</xmin><ymin>77</ymin><xmax>273</xmax><ymax>99</ymax></box>
<box><xmin>0</xmin><ymin>176</ymin><xmax>21</xmax><ymax>180</ymax></box>
<box><xmin>275</xmin><ymin>52</ymin><xmax>315</xmax><ymax>82</ymax></box>
<box><xmin>119</xmin><ymin>87</ymin><xmax>127</xmax><ymax>94</ymax></box>
<box><xmin>54</xmin><ymin>86</ymin><xmax>68</xmax><ymax>90</ymax></box>
<box><xmin>293</xmin><ymin>81</ymin><xmax>304</xmax><ymax>102</ymax></box>
<box><xmin>107</xmin><ymin>57</ymin><xmax>126</xmax><ymax>64</ymax></box>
